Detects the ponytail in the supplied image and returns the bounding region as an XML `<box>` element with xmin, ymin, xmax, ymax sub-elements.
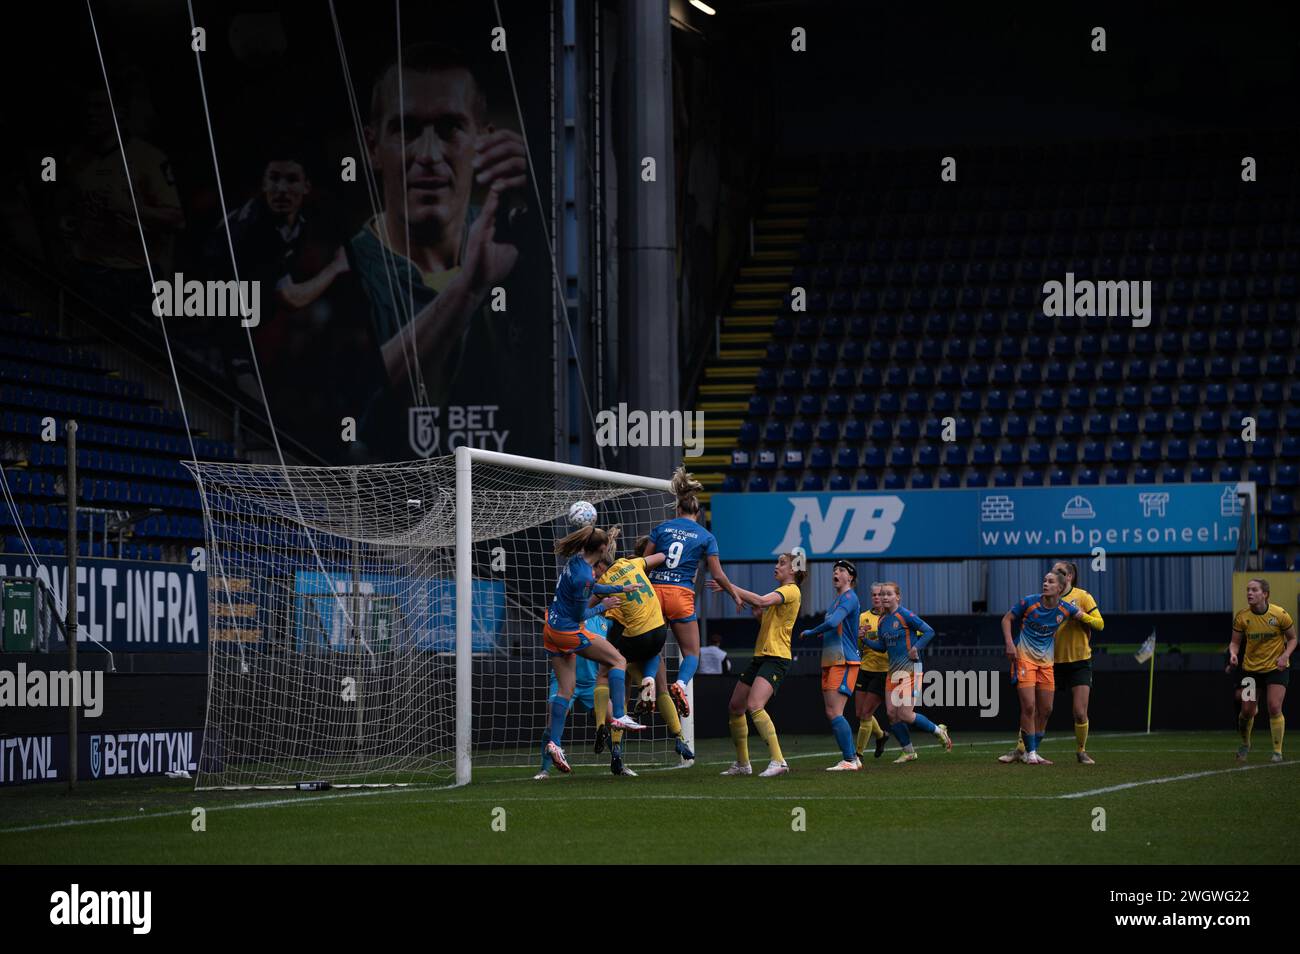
<box><xmin>555</xmin><ymin>524</ymin><xmax>621</xmax><ymax>559</ymax></box>
<box><xmin>670</xmin><ymin>464</ymin><xmax>703</xmax><ymax>516</ymax></box>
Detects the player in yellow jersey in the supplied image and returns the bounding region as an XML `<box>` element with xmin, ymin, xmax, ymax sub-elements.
<box><xmin>591</xmin><ymin>542</ymin><xmax>692</xmax><ymax>771</ymax></box>
<box><xmin>999</xmin><ymin>561</ymin><xmax>1104</xmax><ymax>764</ymax></box>
<box><xmin>707</xmin><ymin>553</ymin><xmax>804</xmax><ymax>777</ymax></box>
<box><xmin>854</xmin><ymin>583</ymin><xmax>892</xmax><ymax>760</ymax></box>
<box><xmin>1229</xmin><ymin>578</ymin><xmax>1295</xmax><ymax>762</ymax></box>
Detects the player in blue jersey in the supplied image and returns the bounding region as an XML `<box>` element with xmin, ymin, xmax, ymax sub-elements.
<box><xmin>861</xmin><ymin>582</ymin><xmax>952</xmax><ymax>763</ymax></box>
<box><xmin>534</xmin><ymin>612</ymin><xmax>640</xmax><ymax>778</ymax></box>
<box><xmin>644</xmin><ymin>466</ymin><xmax>742</xmax><ymax>721</ymax></box>
<box><xmin>799</xmin><ymin>559</ymin><xmax>864</xmax><ymax>771</ymax></box>
<box><xmin>535</xmin><ymin>643</ymin><xmax>600</xmax><ymax>779</ymax></box>
<box><xmin>541</xmin><ymin>524</ymin><xmax>646</xmax><ymax>774</ymax></box>
<box><xmin>1000</xmin><ymin>569</ymin><xmax>1104</xmax><ymax>765</ymax></box>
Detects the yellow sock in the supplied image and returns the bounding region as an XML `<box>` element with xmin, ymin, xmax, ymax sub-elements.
<box><xmin>611</xmin><ymin>729</ymin><xmax>624</xmax><ymax>745</ymax></box>
<box><xmin>729</xmin><ymin>712</ymin><xmax>750</xmax><ymax>764</ymax></box>
<box><xmin>594</xmin><ymin>685</ymin><xmax>609</xmax><ymax>727</ymax></box>
<box><xmin>869</xmin><ymin>716</ymin><xmax>884</xmax><ymax>739</ymax></box>
<box><xmin>855</xmin><ymin>722</ymin><xmax>871</xmax><ymax>754</ymax></box>
<box><xmin>1016</xmin><ymin>727</ymin><xmax>1026</xmax><ymax>754</ymax></box>
<box><xmin>1270</xmin><ymin>714</ymin><xmax>1285</xmax><ymax>755</ymax></box>
<box><xmin>1238</xmin><ymin>713</ymin><xmax>1255</xmax><ymax>747</ymax></box>
<box><xmin>1074</xmin><ymin>720</ymin><xmax>1089</xmax><ymax>752</ymax></box>
<box><xmin>658</xmin><ymin>692</ymin><xmax>683</xmax><ymax>738</ymax></box>
<box><xmin>751</xmin><ymin>708</ymin><xmax>783</xmax><ymax>763</ymax></box>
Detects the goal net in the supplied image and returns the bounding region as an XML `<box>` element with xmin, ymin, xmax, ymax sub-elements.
<box><xmin>183</xmin><ymin>449</ymin><xmax>682</xmax><ymax>789</ymax></box>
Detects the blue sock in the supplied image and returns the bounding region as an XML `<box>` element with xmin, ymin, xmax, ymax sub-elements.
<box><xmin>678</xmin><ymin>654</ymin><xmax>699</xmax><ymax>685</ymax></box>
<box><xmin>642</xmin><ymin>655</ymin><xmax>660</xmax><ymax>681</ymax></box>
<box><xmin>831</xmin><ymin>715</ymin><xmax>855</xmax><ymax>759</ymax></box>
<box><xmin>913</xmin><ymin>713</ymin><xmax>938</xmax><ymax>734</ymax></box>
<box><xmin>540</xmin><ymin>733</ymin><xmax>553</xmax><ymax>773</ymax></box>
<box><xmin>891</xmin><ymin>721</ymin><xmax>912</xmax><ymax>748</ymax></box>
<box><xmin>609</xmin><ymin>669</ymin><xmax>626</xmax><ymax>719</ymax></box>
<box><xmin>548</xmin><ymin>696</ymin><xmax>570</xmax><ymax>748</ymax></box>
<box><xmin>1026</xmin><ymin>732</ymin><xmax>1040</xmax><ymax>753</ymax></box>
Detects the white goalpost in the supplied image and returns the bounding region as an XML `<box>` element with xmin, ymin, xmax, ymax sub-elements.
<box><xmin>185</xmin><ymin>447</ymin><xmax>690</xmax><ymax>790</ymax></box>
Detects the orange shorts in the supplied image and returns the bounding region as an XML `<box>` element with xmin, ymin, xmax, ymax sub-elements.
<box><xmin>653</xmin><ymin>584</ymin><xmax>698</xmax><ymax>624</ymax></box>
<box><xmin>822</xmin><ymin>663</ymin><xmax>860</xmax><ymax>695</ymax></box>
<box><xmin>1013</xmin><ymin>653</ymin><xmax>1055</xmax><ymax>689</ymax></box>
<box><xmin>886</xmin><ymin>670</ymin><xmax>921</xmax><ymax>705</ymax></box>
<box><xmin>543</xmin><ymin>623</ymin><xmax>597</xmax><ymax>657</ymax></box>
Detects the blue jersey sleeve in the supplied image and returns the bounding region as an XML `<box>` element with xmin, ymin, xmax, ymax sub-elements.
<box><xmin>903</xmin><ymin>608</ymin><xmax>935</xmax><ymax>651</ymax></box>
<box><xmin>1010</xmin><ymin>597</ymin><xmax>1030</xmax><ymax>622</ymax></box>
<box><xmin>705</xmin><ymin>531</ymin><xmax>719</xmax><ymax>560</ymax></box>
<box><xmin>806</xmin><ymin>594</ymin><xmax>851</xmax><ymax>637</ymax></box>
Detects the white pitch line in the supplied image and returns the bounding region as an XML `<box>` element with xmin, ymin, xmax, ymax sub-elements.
<box><xmin>1057</xmin><ymin>758</ymin><xmax>1299</xmax><ymax>799</ymax></box>
<box><xmin>0</xmin><ymin>785</ymin><xmax>413</xmax><ymax>835</ymax></box>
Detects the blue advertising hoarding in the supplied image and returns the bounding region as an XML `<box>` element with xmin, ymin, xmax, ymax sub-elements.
<box><xmin>293</xmin><ymin>571</ymin><xmax>505</xmax><ymax>653</ymax></box>
<box><xmin>710</xmin><ymin>483</ymin><xmax>1255</xmax><ymax>561</ymax></box>
<box><xmin>0</xmin><ymin>554</ymin><xmax>206</xmax><ymax>652</ymax></box>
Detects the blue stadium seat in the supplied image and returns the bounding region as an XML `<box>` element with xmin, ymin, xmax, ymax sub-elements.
<box><xmin>1270</xmin><ymin>493</ymin><xmax>1293</xmax><ymax>516</ymax></box>
<box><xmin>993</xmin><ymin>470</ymin><xmax>1016</xmax><ymax>488</ymax></box>
<box><xmin>1277</xmin><ymin>465</ymin><xmax>1299</xmax><ymax>488</ymax></box>
<box><xmin>775</xmin><ymin>475</ymin><xmax>797</xmax><ymax>492</ymax></box>
<box><xmin>1104</xmin><ymin>467</ymin><xmax>1127</xmax><ymax>485</ymax></box>
<box><xmin>1133</xmin><ymin>467</ymin><xmax>1156</xmax><ymax>484</ymax></box>
<box><xmin>801</xmin><ymin>474</ymin><xmax>825</xmax><ymax>491</ymax></box>
<box><xmin>790</xmin><ymin>420</ymin><xmax>813</xmax><ymax>443</ymax></box>
<box><xmin>864</xmin><ymin>447</ymin><xmax>886</xmax><ymax>469</ymax></box>
<box><xmin>1249</xmin><ymin>464</ymin><xmax>1271</xmax><ymax>488</ymax></box>
<box><xmin>855</xmin><ymin>474</ymin><xmax>879</xmax><ymax>490</ymax></box>
<box><xmin>1190</xmin><ymin>465</ymin><xmax>1212</xmax><ymax>483</ymax></box>
<box><xmin>883</xmin><ymin>472</ymin><xmax>906</xmax><ymax>490</ymax></box>
<box><xmin>1161</xmin><ymin>466</ymin><xmax>1184</xmax><ymax>483</ymax></box>
<box><xmin>938</xmin><ymin>471</ymin><xmax>960</xmax><ymax>489</ymax></box>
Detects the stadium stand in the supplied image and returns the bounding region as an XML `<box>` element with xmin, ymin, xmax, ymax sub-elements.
<box><xmin>692</xmin><ymin>134</ymin><xmax>1300</xmax><ymax>571</ymax></box>
<box><xmin>0</xmin><ymin>301</ymin><xmax>236</xmax><ymax>562</ymax></box>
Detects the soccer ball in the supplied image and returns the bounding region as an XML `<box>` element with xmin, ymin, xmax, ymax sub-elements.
<box><xmin>567</xmin><ymin>500</ymin><xmax>597</xmax><ymax>527</ymax></box>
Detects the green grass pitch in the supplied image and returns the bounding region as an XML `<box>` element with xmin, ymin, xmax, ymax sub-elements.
<box><xmin>2</xmin><ymin>731</ymin><xmax>1295</xmax><ymax>864</ymax></box>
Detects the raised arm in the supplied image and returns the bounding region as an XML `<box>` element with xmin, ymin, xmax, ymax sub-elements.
<box><xmin>705</xmin><ymin>553</ymin><xmax>740</xmax><ymax>601</ymax></box>
<box><xmin>802</xmin><ymin>600</ymin><xmax>850</xmax><ymax>639</ymax></box>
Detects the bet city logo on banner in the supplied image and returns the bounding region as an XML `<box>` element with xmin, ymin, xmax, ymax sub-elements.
<box><xmin>409</xmin><ymin>405</ymin><xmax>511</xmax><ymax>458</ymax></box>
